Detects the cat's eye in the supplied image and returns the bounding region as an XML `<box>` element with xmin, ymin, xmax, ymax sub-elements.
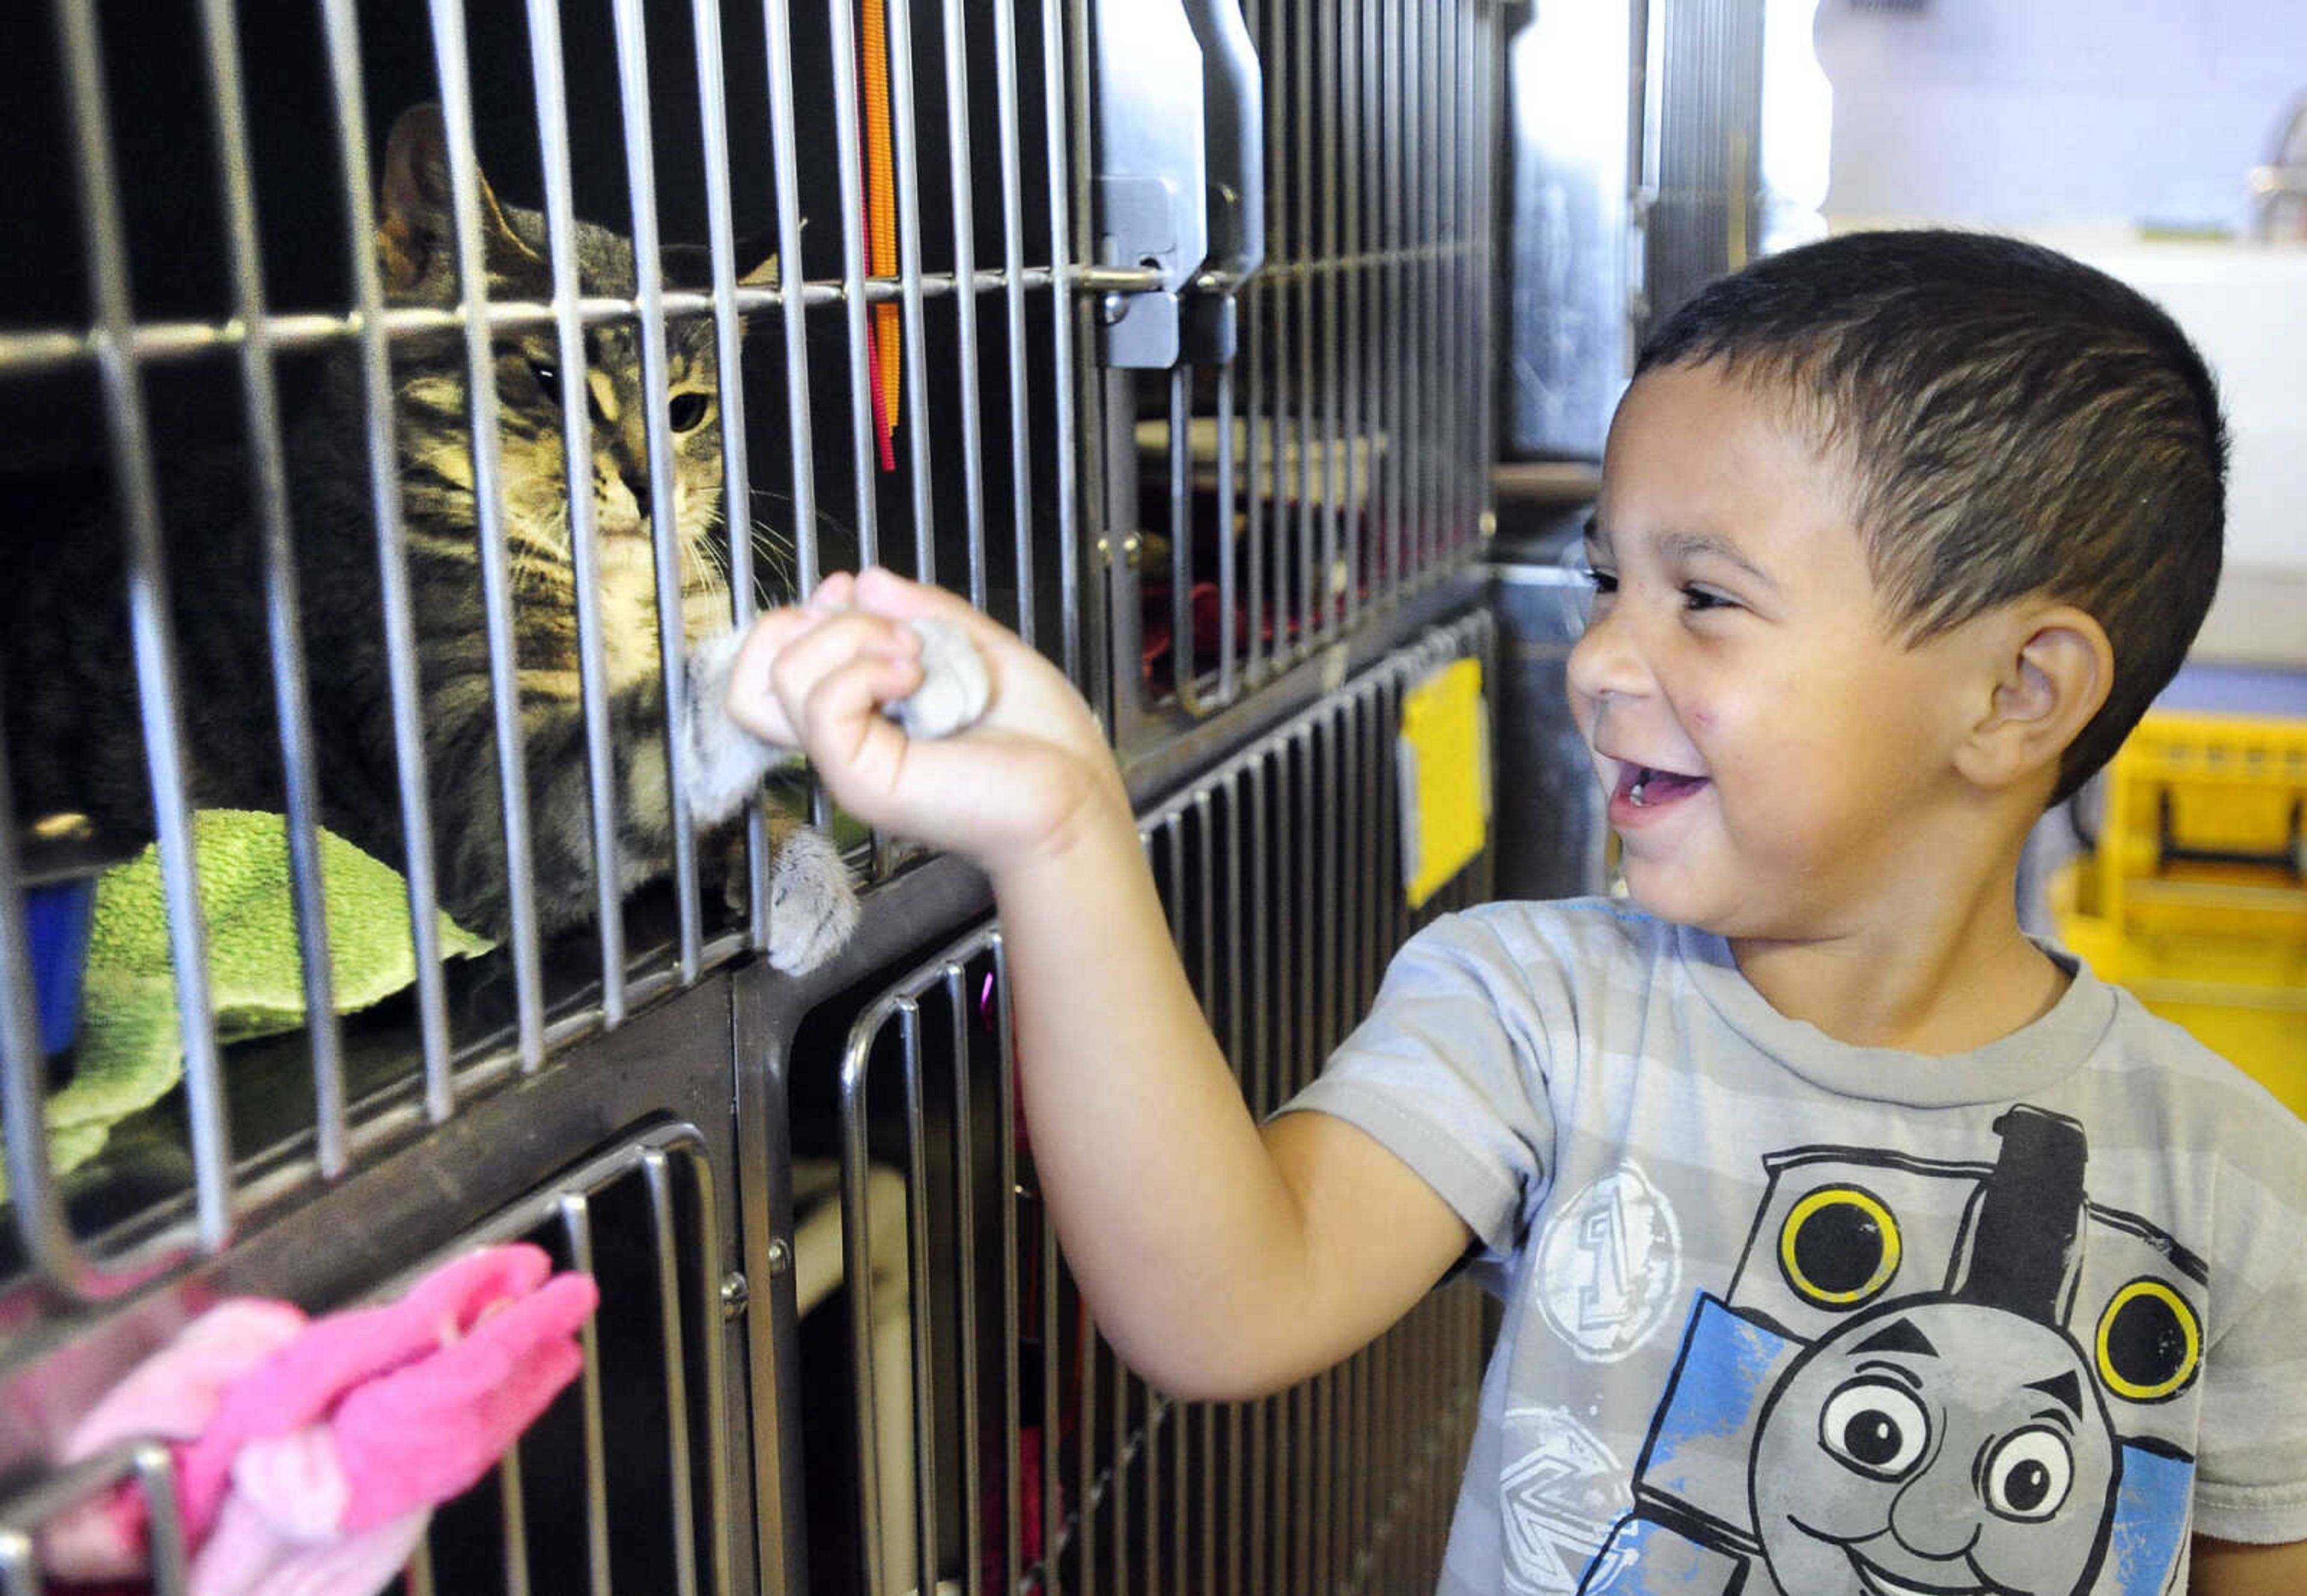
<box><xmin>527</xmin><ymin>357</ymin><xmax>559</xmax><ymax>395</ymax></box>
<box><xmin>669</xmin><ymin>393</ymin><xmax>712</xmax><ymax>432</ymax></box>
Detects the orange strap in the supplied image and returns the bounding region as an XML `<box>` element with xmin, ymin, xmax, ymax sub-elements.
<box><xmin>860</xmin><ymin>0</ymin><xmax>900</xmax><ymax>466</ymax></box>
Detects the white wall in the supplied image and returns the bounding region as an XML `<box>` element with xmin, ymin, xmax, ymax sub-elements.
<box><xmin>1795</xmin><ymin>0</ymin><xmax>2307</xmax><ymax>657</ymax></box>
<box><xmin>1813</xmin><ymin>0</ymin><xmax>2305</xmax><ymax>234</ymax></box>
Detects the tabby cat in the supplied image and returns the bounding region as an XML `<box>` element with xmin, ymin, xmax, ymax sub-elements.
<box><xmin>3</xmin><ymin>105</ymin><xmax>857</xmax><ymax>973</ymax></box>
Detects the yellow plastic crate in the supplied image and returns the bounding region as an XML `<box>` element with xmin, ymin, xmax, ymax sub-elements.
<box><xmin>2052</xmin><ymin>710</ymin><xmax>2307</xmax><ymax>1117</ymax></box>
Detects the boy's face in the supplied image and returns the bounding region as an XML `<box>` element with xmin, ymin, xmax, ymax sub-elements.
<box><xmin>1568</xmin><ymin>361</ymin><xmax>1981</xmax><ymax>941</ymax></box>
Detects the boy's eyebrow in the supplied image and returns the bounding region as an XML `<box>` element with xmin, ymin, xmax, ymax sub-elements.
<box><xmin>1580</xmin><ymin>520</ymin><xmax>1780</xmax><ymax>595</ymax></box>
<box><xmin>1656</xmin><ymin>529</ymin><xmax>1781</xmax><ymax>593</ymax></box>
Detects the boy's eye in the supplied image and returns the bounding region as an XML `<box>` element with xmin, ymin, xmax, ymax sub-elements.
<box><xmin>1582</xmin><ymin>567</ymin><xmax>1620</xmax><ymax>596</ymax></box>
<box><xmin>669</xmin><ymin>393</ymin><xmax>711</xmax><ymax>432</ymax></box>
<box><xmin>1681</xmin><ymin>584</ymin><xmax>1736</xmax><ymax>613</ymax></box>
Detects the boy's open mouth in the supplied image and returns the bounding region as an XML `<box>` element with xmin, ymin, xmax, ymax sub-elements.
<box><xmin>1616</xmin><ymin>763</ymin><xmax>1708</xmax><ymax>807</ymax></box>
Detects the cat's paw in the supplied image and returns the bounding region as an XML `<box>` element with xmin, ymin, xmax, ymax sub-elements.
<box><xmin>767</xmin><ymin>825</ymin><xmax>859</xmax><ymax>975</ymax></box>
<box><xmin>887</xmin><ymin>617</ymin><xmax>990</xmax><ymax>741</ymax></box>
<box><xmin>686</xmin><ymin>628</ymin><xmax>797</xmax><ymax>826</ymax></box>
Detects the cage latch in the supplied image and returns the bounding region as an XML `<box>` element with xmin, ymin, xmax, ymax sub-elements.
<box><xmin>1089</xmin><ymin>0</ymin><xmax>1263</xmax><ymax>369</ymax></box>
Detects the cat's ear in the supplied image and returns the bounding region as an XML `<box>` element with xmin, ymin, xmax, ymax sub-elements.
<box><xmin>658</xmin><ymin>232</ymin><xmax>785</xmax><ymax>293</ymax></box>
<box><xmin>377</xmin><ymin>103</ymin><xmax>542</xmax><ymax>295</ymax></box>
<box><xmin>736</xmin><ymin>228</ymin><xmax>789</xmax><ymax>290</ymax></box>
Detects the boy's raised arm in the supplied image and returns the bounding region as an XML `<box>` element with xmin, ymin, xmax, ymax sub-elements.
<box><xmin>727</xmin><ymin>569</ymin><xmax>1473</xmax><ymax>1400</ymax></box>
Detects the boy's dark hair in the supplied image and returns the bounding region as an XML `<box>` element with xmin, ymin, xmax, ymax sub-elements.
<box><xmin>1635</xmin><ymin>229</ymin><xmax>2227</xmax><ymax>805</ymax></box>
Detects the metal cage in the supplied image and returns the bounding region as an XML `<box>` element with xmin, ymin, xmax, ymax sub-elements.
<box><xmin>815</xmin><ymin>610</ymin><xmax>1497</xmax><ymax>1596</ymax></box>
<box><xmin>0</xmin><ymin>0</ymin><xmax>1507</xmax><ymax>1589</ymax></box>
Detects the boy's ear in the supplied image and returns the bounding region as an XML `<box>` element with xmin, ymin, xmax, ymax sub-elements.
<box><xmin>1953</xmin><ymin>605</ymin><xmax>2114</xmax><ymax>795</ymax></box>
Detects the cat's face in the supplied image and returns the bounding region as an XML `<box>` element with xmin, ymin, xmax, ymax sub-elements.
<box><xmin>373</xmin><ymin>106</ymin><xmax>745</xmax><ymax>635</ymax></box>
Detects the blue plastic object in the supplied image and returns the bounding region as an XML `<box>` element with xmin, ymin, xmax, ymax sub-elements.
<box><xmin>26</xmin><ymin>878</ymin><xmax>97</xmax><ymax>1058</ymax></box>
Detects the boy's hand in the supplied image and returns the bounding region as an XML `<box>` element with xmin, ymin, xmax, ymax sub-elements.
<box><xmin>726</xmin><ymin>568</ymin><xmax>1128</xmax><ymax>879</ymax></box>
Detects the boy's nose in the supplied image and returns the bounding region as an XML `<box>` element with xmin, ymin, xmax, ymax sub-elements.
<box><xmin>1563</xmin><ymin>604</ymin><xmax>1649</xmax><ymax>711</ymax></box>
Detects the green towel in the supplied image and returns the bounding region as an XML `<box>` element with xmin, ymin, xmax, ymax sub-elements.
<box><xmin>18</xmin><ymin>810</ymin><xmax>492</xmax><ymax>1192</ymax></box>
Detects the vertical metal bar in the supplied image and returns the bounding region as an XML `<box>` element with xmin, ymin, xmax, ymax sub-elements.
<box><xmin>1315</xmin><ymin>1361</ymin><xmax>1334</xmax><ymax>1596</ymax></box>
<box><xmin>1460</xmin><ymin>0</ymin><xmax>1479</xmax><ymax>547</ymax></box>
<box><xmin>763</xmin><ymin>0</ymin><xmax>822</xmax><ymax>599</ymax></box>
<box><xmin>644</xmin><ymin>1148</ymin><xmax>703</xmax><ymax>1596</ymax></box>
<box><xmin>559</xmin><ymin>1195</ymin><xmax>616</xmax><ymax>1596</ymax></box>
<box><xmin>693</xmin><ymin>0</ymin><xmax>756</xmax><ymax>619</ymax></box>
<box><xmin>196</xmin><ymin>0</ymin><xmax>346</xmax><ymax>1172</ymax></box>
<box><xmin>1317</xmin><ymin>718</ymin><xmax>1339</xmax><ymax>1061</ymax></box>
<box><xmin>1341</xmin><ymin>0</ymin><xmax>1365</xmax><ymax>633</ymax></box>
<box><xmin>1215</xmin><ymin>363</ymin><xmax>1239</xmax><ymax>702</ymax></box>
<box><xmin>1046</xmin><ymin>0</ymin><xmax>1084</xmax><ymax>684</ymax></box>
<box><xmin>1145</xmin><ymin>1389</ymin><xmax>1161</xmax><ymax>1596</ymax></box>
<box><xmin>1416</xmin><ymin>0</ymin><xmax>1437</xmax><ymax>577</ymax></box>
<box><xmin>1432</xmin><ymin>0</ymin><xmax>1454</xmax><ymax>553</ymax></box>
<box><xmin>1328</xmin><ymin>756</ymin><xmax>1347</xmax><ymax>1586</ymax></box>
<box><xmin>992</xmin><ymin>937</ymin><xmax>1027</xmax><ymax>1594</ymax></box>
<box><xmin>1352</xmin><ymin>1342</ymin><xmax>1372</xmax><ymax>1592</ymax></box>
<box><xmin>1347</xmin><ymin>687</ymin><xmax>1366</xmax><ymax>1006</ymax></box>
<box><xmin>1480</xmin><ymin>3</ymin><xmax>1501</xmax><ymax>492</ymax></box>
<box><xmin>690</xmin><ymin>0</ymin><xmax>774</xmax><ymax>951</ymax></box>
<box><xmin>1168</xmin><ymin>366</ymin><xmax>1200</xmax><ymax>701</ymax></box>
<box><xmin>1340</xmin><ymin>697</ymin><xmax>1363</xmax><ymax>1043</ymax></box>
<box><xmin>1317</xmin><ymin>0</ymin><xmax>1340</xmax><ymax>643</ymax></box>
<box><xmin>1439</xmin><ymin>0</ymin><xmax>1462</xmax><ymax>553</ymax></box>
<box><xmin>1243</xmin><ymin>0</ymin><xmax>1268</xmax><ymax>691</ymax></box>
<box><xmin>0</xmin><ymin>1527</ymin><xmax>43</xmax><ymax>1596</ymax></box>
<box><xmin>1056</xmin><ymin>1195</ymin><xmax>1076</xmax><ymax>1596</ymax></box>
<box><xmin>885</xmin><ymin>0</ymin><xmax>940</xmax><ymax>581</ymax></box>
<box><xmin>1292</xmin><ymin>0</ymin><xmax>1315</xmax><ymax>649</ymax></box>
<box><xmin>1078</xmin><ymin>1303</ymin><xmax>1098</xmax><ymax>1596</ymax></box>
<box><xmin>1374</xmin><ymin>1309</ymin><xmax>1394</xmax><ymax>1594</ymax></box>
<box><xmin>1245</xmin><ymin>753</ymin><xmax>1271</xmax><ymax>1596</ymax></box>
<box><xmin>55</xmin><ymin>0</ymin><xmax>231</xmax><ymax>1245</ymax></box>
<box><xmin>1328</xmin><ymin>747</ymin><xmax>1347</xmax><ymax>1596</ymax></box>
<box><xmin>840</xmin><ymin>1020</ymin><xmax>889</xmax><ymax>1596</ymax></box>
<box><xmin>138</xmin><ymin>1446</ymin><xmax>190</xmax><ymax>1595</ymax></box>
<box><xmin>991</xmin><ymin>0</ymin><xmax>1037</xmax><ymax>643</ymax></box>
<box><xmin>938</xmin><ymin>0</ymin><xmax>991</xmax><ymax>608</ymax></box>
<box><xmin>1162</xmin><ymin>813</ymin><xmax>1191</xmax><ymax>1596</ymax></box>
<box><xmin>1219</xmin><ymin>775</ymin><xmax>1245</xmax><ymax>1596</ymax></box>
<box><xmin>827</xmin><ymin>0</ymin><xmax>883</xmax><ymax>568</ymax></box>
<box><xmin>1405</xmin><ymin>0</ymin><xmax>1429</xmax><ymax>581</ymax></box>
<box><xmin>1381</xmin><ymin>0</ymin><xmax>1406</xmax><ymax>601</ymax></box>
<box><xmin>427</xmin><ymin>0</ymin><xmax>550</xmax><ymax>1069</ymax></box>
<box><xmin>1263</xmin><ymin>0</ymin><xmax>1291</xmax><ymax>674</ymax></box>
<box><xmin>524</xmin><ymin>0</ymin><xmax>630</xmax><ymax>1023</ymax></box>
<box><xmin>607</xmin><ymin>0</ymin><xmax>708</xmax><ymax>981</ymax></box>
<box><xmin>496</xmin><ymin>1436</ymin><xmax>533</xmax><ymax>1595</ymax></box>
<box><xmin>1111</xmin><ymin>1327</ymin><xmax>1129</xmax><ymax>1596</ymax></box>
<box><xmin>0</xmin><ymin>755</ymin><xmax>74</xmax><ymax>1281</ymax></box>
<box><xmin>735</xmin><ymin>990</ymin><xmax>810</xmax><ymax>1596</ymax></box>
<box><xmin>1424</xmin><ymin>0</ymin><xmax>1444</xmax><ymax>568</ymax></box>
<box><xmin>944</xmin><ymin>967</ymin><xmax>986</xmax><ymax>1596</ymax></box>
<box><xmin>690</xmin><ymin>1141</ymin><xmax>741</xmax><ymax>1596</ymax></box>
<box><xmin>1271</xmin><ymin>736</ymin><xmax>1300</xmax><ymax>1596</ymax></box>
<box><xmin>898</xmin><ymin>1003</ymin><xmax>943</xmax><ymax>1594</ymax></box>
<box><xmin>1289</xmin><ymin>735</ymin><xmax>1313</xmax><ymax>1596</ymax></box>
<box><xmin>1190</xmin><ymin>793</ymin><xmax>1216</xmax><ymax>1596</ymax></box>
<box><xmin>1456</xmin><ymin>0</ymin><xmax>1474</xmax><ymax>548</ymax></box>
<box><xmin>405</xmin><ymin>1538</ymin><xmax>438</xmax><ymax>1596</ymax></box>
<box><xmin>1361</xmin><ymin>0</ymin><xmax>1382</xmax><ymax>611</ymax></box>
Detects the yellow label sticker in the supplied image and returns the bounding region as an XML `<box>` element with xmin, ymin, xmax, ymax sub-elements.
<box><xmin>1397</xmin><ymin>657</ymin><xmax>1491</xmax><ymax>909</ymax></box>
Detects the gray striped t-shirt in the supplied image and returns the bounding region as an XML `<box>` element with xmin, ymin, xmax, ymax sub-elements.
<box><xmin>1283</xmin><ymin>897</ymin><xmax>2307</xmax><ymax>1596</ymax></box>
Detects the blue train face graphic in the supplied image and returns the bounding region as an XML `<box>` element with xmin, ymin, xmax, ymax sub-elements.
<box><xmin>1579</xmin><ymin>1105</ymin><xmax>2203</xmax><ymax>1596</ymax></box>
